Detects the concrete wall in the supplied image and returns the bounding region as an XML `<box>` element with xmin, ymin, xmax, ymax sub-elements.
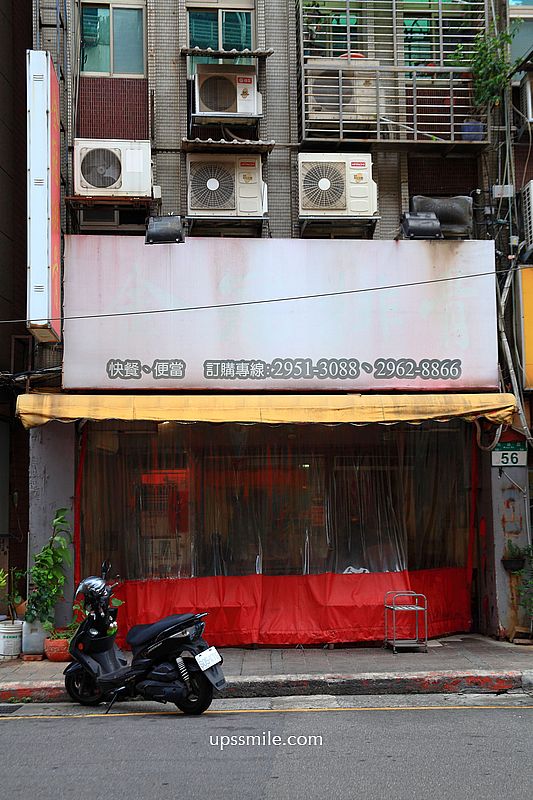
<box><xmin>29</xmin><ymin>422</ymin><xmax>76</xmax><ymax>626</ymax></box>
<box><xmin>491</xmin><ymin>464</ymin><xmax>531</xmax><ymax>637</ymax></box>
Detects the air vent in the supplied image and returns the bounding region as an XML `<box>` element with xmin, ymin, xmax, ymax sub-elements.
<box><xmin>199</xmin><ymin>75</ymin><xmax>237</xmax><ymax>113</ymax></box>
<box><xmin>80</xmin><ymin>148</ymin><xmax>122</xmax><ymax>189</ymax></box>
<box><xmin>310</xmin><ymin>72</ymin><xmax>354</xmax><ymax>111</ymax></box>
<box><xmin>301</xmin><ymin>162</ymin><xmax>346</xmax><ymax>210</ymax></box>
<box><xmin>190</xmin><ymin>162</ymin><xmax>235</xmax><ymax>210</ymax></box>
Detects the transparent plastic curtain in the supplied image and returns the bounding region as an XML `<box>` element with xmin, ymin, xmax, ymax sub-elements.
<box><xmin>80</xmin><ymin>421</ymin><xmax>471</xmax><ymax>581</ymax></box>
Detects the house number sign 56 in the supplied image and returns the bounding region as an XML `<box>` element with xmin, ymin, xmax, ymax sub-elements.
<box><xmin>491</xmin><ymin>442</ymin><xmax>527</xmax><ymax>467</ymax></box>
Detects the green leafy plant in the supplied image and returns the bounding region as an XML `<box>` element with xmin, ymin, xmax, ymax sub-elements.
<box><xmin>451</xmin><ymin>23</ymin><xmax>521</xmax><ymax>110</ymax></box>
<box><xmin>503</xmin><ymin>539</ymin><xmax>527</xmax><ymax>559</ymax></box>
<box><xmin>0</xmin><ymin>567</ymin><xmax>26</xmax><ymax>622</ymax></box>
<box><xmin>24</xmin><ymin>508</ymin><xmax>72</xmax><ymax>625</ymax></box>
<box><xmin>43</xmin><ymin>619</ymin><xmax>79</xmax><ymax>642</ymax></box>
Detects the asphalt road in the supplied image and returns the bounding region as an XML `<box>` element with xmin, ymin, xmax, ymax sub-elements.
<box><xmin>1</xmin><ymin>694</ymin><xmax>532</xmax><ymax>800</ymax></box>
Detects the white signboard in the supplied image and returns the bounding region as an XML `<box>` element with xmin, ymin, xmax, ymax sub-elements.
<box><xmin>26</xmin><ymin>50</ymin><xmax>61</xmax><ymax>342</ymax></box>
<box><xmin>491</xmin><ymin>442</ymin><xmax>528</xmax><ymax>467</ymax></box>
<box><xmin>63</xmin><ymin>237</ymin><xmax>498</xmax><ymax>391</ymax></box>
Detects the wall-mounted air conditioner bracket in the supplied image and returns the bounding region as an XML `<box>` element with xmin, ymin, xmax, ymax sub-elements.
<box><xmin>181</xmin><ymin>138</ymin><xmax>275</xmax><ymax>154</ymax></box>
<box><xmin>299</xmin><ymin>216</ymin><xmax>379</xmax><ymax>239</ymax></box>
<box><xmin>66</xmin><ymin>195</ymin><xmax>160</xmax><ymax>210</ymax></box>
<box><xmin>186</xmin><ymin>216</ymin><xmax>268</xmax><ymax>236</ymax></box>
<box><xmin>181</xmin><ymin>47</ymin><xmax>274</xmax><ymax>60</ymax></box>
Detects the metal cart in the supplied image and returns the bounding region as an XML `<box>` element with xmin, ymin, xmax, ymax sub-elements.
<box><xmin>384</xmin><ymin>591</ymin><xmax>428</xmax><ymax>654</ymax></box>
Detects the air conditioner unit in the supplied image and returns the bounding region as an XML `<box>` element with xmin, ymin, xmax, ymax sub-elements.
<box><xmin>194</xmin><ymin>64</ymin><xmax>262</xmax><ymax>122</ymax></box>
<box><xmin>521</xmin><ymin>180</ymin><xmax>533</xmax><ymax>248</ymax></box>
<box><xmin>306</xmin><ymin>58</ymin><xmax>379</xmax><ymax>122</ymax></box>
<box><xmin>520</xmin><ymin>74</ymin><xmax>533</xmax><ymax>124</ymax></box>
<box><xmin>187</xmin><ymin>154</ymin><xmax>267</xmax><ymax>218</ymax></box>
<box><xmin>298</xmin><ymin>153</ymin><xmax>377</xmax><ymax>218</ymax></box>
<box><xmin>74</xmin><ymin>139</ymin><xmax>152</xmax><ymax>197</ymax></box>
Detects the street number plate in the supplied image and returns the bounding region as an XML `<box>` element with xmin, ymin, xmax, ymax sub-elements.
<box><xmin>195</xmin><ymin>646</ymin><xmax>222</xmax><ymax>671</ymax></box>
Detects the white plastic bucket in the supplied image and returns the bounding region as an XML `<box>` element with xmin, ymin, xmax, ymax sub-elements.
<box><xmin>22</xmin><ymin>620</ymin><xmax>46</xmax><ymax>655</ymax></box>
<box><xmin>0</xmin><ymin>620</ymin><xmax>23</xmax><ymax>660</ymax></box>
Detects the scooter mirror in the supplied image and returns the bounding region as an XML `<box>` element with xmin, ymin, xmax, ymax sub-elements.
<box><xmin>101</xmin><ymin>560</ymin><xmax>112</xmax><ymax>580</ymax></box>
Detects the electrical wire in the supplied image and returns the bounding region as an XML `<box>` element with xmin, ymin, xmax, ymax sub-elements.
<box><xmin>8</xmin><ymin>260</ymin><xmax>533</xmax><ymax>327</ymax></box>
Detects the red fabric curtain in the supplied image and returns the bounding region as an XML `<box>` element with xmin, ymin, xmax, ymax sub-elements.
<box><xmin>113</xmin><ymin>567</ymin><xmax>470</xmax><ymax>648</ymax></box>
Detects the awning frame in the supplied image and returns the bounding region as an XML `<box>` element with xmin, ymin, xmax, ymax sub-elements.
<box><xmin>16</xmin><ymin>392</ymin><xmax>517</xmax><ymax>430</ymax></box>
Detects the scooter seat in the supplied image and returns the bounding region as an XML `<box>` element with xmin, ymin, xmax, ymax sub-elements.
<box><xmin>126</xmin><ymin>614</ymin><xmax>197</xmax><ymax>649</ymax></box>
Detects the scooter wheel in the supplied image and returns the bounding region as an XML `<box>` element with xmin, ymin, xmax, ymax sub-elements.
<box><xmin>65</xmin><ymin>668</ymin><xmax>104</xmax><ymax>706</ymax></box>
<box><xmin>175</xmin><ymin>671</ymin><xmax>213</xmax><ymax>715</ymax></box>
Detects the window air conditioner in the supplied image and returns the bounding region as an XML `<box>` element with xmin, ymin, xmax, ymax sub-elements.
<box><xmin>187</xmin><ymin>154</ymin><xmax>267</xmax><ymax>218</ymax></box>
<box><xmin>194</xmin><ymin>64</ymin><xmax>262</xmax><ymax>122</ymax></box>
<box><xmin>520</xmin><ymin>74</ymin><xmax>533</xmax><ymax>124</ymax></box>
<box><xmin>298</xmin><ymin>153</ymin><xmax>377</xmax><ymax>218</ymax></box>
<box><xmin>306</xmin><ymin>58</ymin><xmax>379</xmax><ymax>123</ymax></box>
<box><xmin>74</xmin><ymin>139</ymin><xmax>152</xmax><ymax>197</ymax></box>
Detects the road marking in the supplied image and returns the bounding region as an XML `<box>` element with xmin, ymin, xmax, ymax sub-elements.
<box><xmin>0</xmin><ymin>704</ymin><xmax>532</xmax><ymax>721</ymax></box>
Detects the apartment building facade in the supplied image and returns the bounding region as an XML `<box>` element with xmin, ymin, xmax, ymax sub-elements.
<box><xmin>18</xmin><ymin>0</ymin><xmax>531</xmax><ymax>645</ymax></box>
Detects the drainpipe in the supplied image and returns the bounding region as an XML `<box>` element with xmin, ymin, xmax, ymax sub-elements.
<box><xmin>498</xmin><ymin>263</ymin><xmax>533</xmax><ymax>451</ymax></box>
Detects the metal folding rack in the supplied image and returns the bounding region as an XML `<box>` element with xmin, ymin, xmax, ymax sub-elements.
<box><xmin>384</xmin><ymin>591</ymin><xmax>428</xmax><ymax>654</ymax></box>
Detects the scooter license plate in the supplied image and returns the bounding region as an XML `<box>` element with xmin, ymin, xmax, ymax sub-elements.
<box><xmin>195</xmin><ymin>646</ymin><xmax>222</xmax><ymax>671</ymax></box>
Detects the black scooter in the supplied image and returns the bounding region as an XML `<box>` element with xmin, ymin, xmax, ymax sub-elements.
<box><xmin>64</xmin><ymin>562</ymin><xmax>226</xmax><ymax>715</ymax></box>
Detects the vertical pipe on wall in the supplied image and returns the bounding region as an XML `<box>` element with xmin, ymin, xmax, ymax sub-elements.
<box><xmin>73</xmin><ymin>424</ymin><xmax>88</xmax><ymax>585</ymax></box>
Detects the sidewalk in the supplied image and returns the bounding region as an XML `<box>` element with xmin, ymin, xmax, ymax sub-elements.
<box><xmin>1</xmin><ymin>634</ymin><xmax>532</xmax><ymax>703</ymax></box>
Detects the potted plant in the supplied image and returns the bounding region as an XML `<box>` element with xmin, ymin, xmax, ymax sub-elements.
<box><xmin>502</xmin><ymin>539</ymin><xmax>527</xmax><ymax>572</ymax></box>
<box><xmin>0</xmin><ymin>567</ymin><xmax>25</xmax><ymax>660</ymax></box>
<box><xmin>43</xmin><ymin>620</ymin><xmax>78</xmax><ymax>662</ymax></box>
<box><xmin>450</xmin><ymin>23</ymin><xmax>521</xmax><ymax>141</ymax></box>
<box><xmin>23</xmin><ymin>508</ymin><xmax>72</xmax><ymax>657</ymax></box>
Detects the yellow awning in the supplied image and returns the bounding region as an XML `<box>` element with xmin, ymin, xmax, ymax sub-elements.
<box><xmin>16</xmin><ymin>392</ymin><xmax>517</xmax><ymax>429</ymax></box>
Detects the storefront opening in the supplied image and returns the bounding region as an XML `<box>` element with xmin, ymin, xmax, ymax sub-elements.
<box><xmin>79</xmin><ymin>421</ymin><xmax>471</xmax><ymax>581</ymax></box>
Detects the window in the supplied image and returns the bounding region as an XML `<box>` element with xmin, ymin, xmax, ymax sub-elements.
<box><xmin>403</xmin><ymin>17</ymin><xmax>434</xmax><ymax>67</ymax></box>
<box><xmin>81</xmin><ymin>3</ymin><xmax>145</xmax><ymax>76</ymax></box>
<box><xmin>188</xmin><ymin>8</ymin><xmax>253</xmax><ymax>72</ymax></box>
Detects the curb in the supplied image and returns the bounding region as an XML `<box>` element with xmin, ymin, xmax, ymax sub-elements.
<box><xmin>0</xmin><ymin>670</ymin><xmax>527</xmax><ymax>704</ymax></box>
<box><xmin>220</xmin><ymin>670</ymin><xmax>525</xmax><ymax>698</ymax></box>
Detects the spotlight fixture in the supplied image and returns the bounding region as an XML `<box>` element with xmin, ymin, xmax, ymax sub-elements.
<box><xmin>400</xmin><ymin>211</ymin><xmax>443</xmax><ymax>240</ymax></box>
<box><xmin>145</xmin><ymin>214</ymin><xmax>186</xmax><ymax>244</ymax></box>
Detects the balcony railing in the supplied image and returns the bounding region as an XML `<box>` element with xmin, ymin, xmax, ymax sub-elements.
<box><xmin>299</xmin><ymin>0</ymin><xmax>487</xmax><ymax>66</ymax></box>
<box><xmin>297</xmin><ymin>0</ymin><xmax>488</xmax><ymax>144</ymax></box>
<box><xmin>301</xmin><ymin>63</ymin><xmax>489</xmax><ymax>144</ymax></box>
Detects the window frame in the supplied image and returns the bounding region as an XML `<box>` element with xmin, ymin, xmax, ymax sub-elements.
<box><xmin>186</xmin><ymin>6</ymin><xmax>255</xmax><ymax>76</ymax></box>
<box><xmin>80</xmin><ymin>1</ymin><xmax>147</xmax><ymax>79</ymax></box>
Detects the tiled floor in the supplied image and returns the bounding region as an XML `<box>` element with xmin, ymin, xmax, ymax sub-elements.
<box><xmin>1</xmin><ymin>635</ymin><xmax>531</xmax><ymax>683</ymax></box>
